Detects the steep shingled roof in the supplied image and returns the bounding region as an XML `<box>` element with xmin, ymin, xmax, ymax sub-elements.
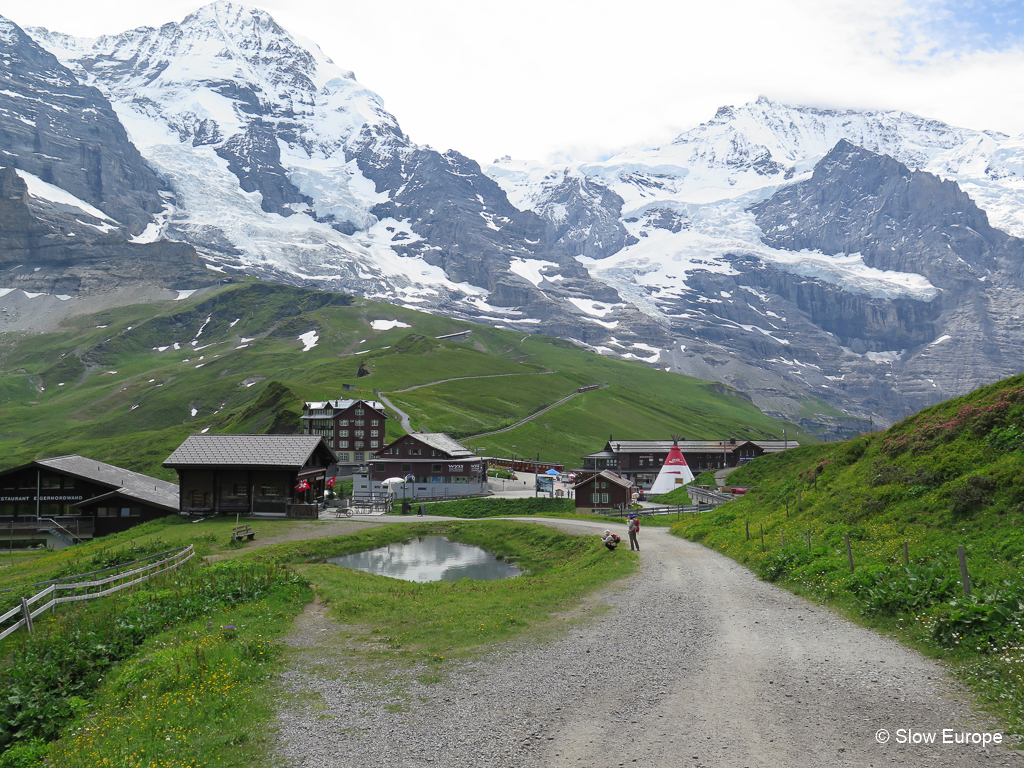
<box><xmin>35</xmin><ymin>455</ymin><xmax>179</xmax><ymax>511</ymax></box>
<box><xmin>164</xmin><ymin>434</ymin><xmax>334</xmax><ymax>469</ymax></box>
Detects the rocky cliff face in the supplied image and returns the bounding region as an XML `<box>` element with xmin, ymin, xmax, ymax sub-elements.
<box><xmin>0</xmin><ymin>166</ymin><xmax>213</xmax><ymax>295</ymax></box>
<box><xmin>751</xmin><ymin>140</ymin><xmax>1017</xmax><ymax>290</ymax></box>
<box><xmin>0</xmin><ymin>15</ymin><xmax>164</xmax><ymax>234</ymax></box>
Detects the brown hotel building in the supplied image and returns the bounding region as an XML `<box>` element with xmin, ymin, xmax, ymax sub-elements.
<box><xmin>301</xmin><ymin>399</ymin><xmax>387</xmax><ymax>465</ymax></box>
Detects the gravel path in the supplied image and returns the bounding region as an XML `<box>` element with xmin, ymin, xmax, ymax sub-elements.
<box><xmin>272</xmin><ymin>519</ymin><xmax>1022</xmax><ymax>767</ymax></box>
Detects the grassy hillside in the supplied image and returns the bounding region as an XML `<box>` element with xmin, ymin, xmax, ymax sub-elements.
<box><xmin>0</xmin><ymin>282</ymin><xmax>819</xmax><ymax>479</ymax></box>
<box><xmin>670</xmin><ymin>373</ymin><xmax>1024</xmax><ymax>731</ymax></box>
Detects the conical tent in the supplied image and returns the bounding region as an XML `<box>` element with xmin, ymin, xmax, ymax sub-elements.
<box><xmin>649</xmin><ymin>444</ymin><xmax>695</xmax><ymax>494</ymax></box>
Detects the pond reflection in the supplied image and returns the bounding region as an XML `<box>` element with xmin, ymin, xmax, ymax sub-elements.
<box><xmin>327</xmin><ymin>536</ymin><xmax>521</xmax><ymax>582</ymax></box>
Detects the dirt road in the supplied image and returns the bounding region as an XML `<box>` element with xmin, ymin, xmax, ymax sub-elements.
<box><xmin>273</xmin><ymin>519</ymin><xmax>1021</xmax><ymax>767</ymax></box>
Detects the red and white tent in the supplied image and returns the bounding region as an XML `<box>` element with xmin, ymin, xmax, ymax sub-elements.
<box><xmin>649</xmin><ymin>443</ymin><xmax>695</xmax><ymax>494</ymax></box>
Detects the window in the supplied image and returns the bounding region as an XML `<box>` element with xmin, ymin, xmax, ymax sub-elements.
<box><xmin>602</xmin><ymin>493</ymin><xmax>610</xmax><ymax>503</ymax></box>
<box><xmin>591</xmin><ymin>493</ymin><xmax>600</xmax><ymax>504</ymax></box>
<box><xmin>370</xmin><ymin>430</ymin><xmax>379</xmax><ymax>437</ymax></box>
<box><xmin>189</xmin><ymin>490</ymin><xmax>209</xmax><ymax>507</ymax></box>
<box><xmin>375</xmin><ymin>463</ymin><xmax>386</xmax><ymax>471</ymax></box>
<box><xmin>355</xmin><ymin>408</ymin><xmax>364</xmax><ymax>416</ymax></box>
<box><xmin>355</xmin><ymin>430</ymin><xmax>365</xmax><ymax>437</ymax></box>
<box><xmin>354</xmin><ymin>452</ymin><xmax>365</xmax><ymax>461</ymax></box>
<box><xmin>339</xmin><ymin>430</ymin><xmax>349</xmax><ymax>437</ymax></box>
<box><xmin>260</xmin><ymin>485</ymin><xmax>281</xmax><ymax>497</ymax></box>
<box><xmin>339</xmin><ymin>419</ymin><xmax>349</xmax><ymax>427</ymax></box>
<box><xmin>370</xmin><ymin>440</ymin><xmax>379</xmax><ymax>448</ymax></box>
<box><xmin>41</xmin><ymin>475</ymin><xmax>63</xmax><ymax>489</ymax></box>
<box><xmin>97</xmin><ymin>506</ymin><xmax>118</xmax><ymax>517</ymax></box>
<box><xmin>337</xmin><ymin>452</ymin><xmax>350</xmax><ymax>462</ymax></box>
<box><xmin>432</xmin><ymin>464</ymin><xmax>443</xmax><ymax>473</ymax></box>
<box><xmin>356</xmin><ymin>420</ymin><xmax>365</xmax><ymax>427</ymax></box>
<box><xmin>401</xmin><ymin>463</ymin><xmax>412</xmax><ymax>473</ymax></box>
<box><xmin>371</xmin><ymin>419</ymin><xmax>380</xmax><ymax>426</ymax></box>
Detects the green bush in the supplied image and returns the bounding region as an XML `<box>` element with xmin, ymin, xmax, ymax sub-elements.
<box><xmin>932</xmin><ymin>585</ymin><xmax>1024</xmax><ymax>649</ymax></box>
<box><xmin>859</xmin><ymin>564</ymin><xmax>958</xmax><ymax>617</ymax></box>
<box><xmin>758</xmin><ymin>548</ymin><xmax>814</xmax><ymax>582</ymax></box>
<box><xmin>950</xmin><ymin>474</ymin><xmax>996</xmax><ymax>517</ymax></box>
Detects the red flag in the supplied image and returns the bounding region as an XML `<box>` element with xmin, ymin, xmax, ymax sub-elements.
<box><xmin>325</xmin><ymin>476</ymin><xmax>336</xmax><ymax>488</ymax></box>
<box><xmin>295</xmin><ymin>479</ymin><xmax>310</xmax><ymax>491</ymax></box>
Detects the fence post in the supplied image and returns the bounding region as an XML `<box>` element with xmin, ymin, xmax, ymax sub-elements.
<box><xmin>798</xmin><ymin>488</ymin><xmax>802</xmax><ymax>511</ymax></box>
<box><xmin>760</xmin><ymin>523</ymin><xmax>765</xmax><ymax>552</ymax></box>
<box><xmin>845</xmin><ymin>533</ymin><xmax>854</xmax><ymax>573</ymax></box>
<box><xmin>957</xmin><ymin>545</ymin><xmax>972</xmax><ymax>596</ymax></box>
<box><xmin>20</xmin><ymin>597</ymin><xmax>33</xmax><ymax>634</ymax></box>
<box><xmin>746</xmin><ymin>520</ymin><xmax>750</xmax><ymax>541</ymax></box>
<box><xmin>781</xmin><ymin>531</ymin><xmax>786</xmax><ymax>547</ymax></box>
<box><xmin>807</xmin><ymin>529</ymin><xmax>811</xmax><ymax>555</ymax></box>
<box><xmin>903</xmin><ymin>541</ymin><xmax>909</xmax><ymax>567</ymax></box>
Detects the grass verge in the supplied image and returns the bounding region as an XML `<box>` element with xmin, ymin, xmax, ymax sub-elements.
<box><xmin>250</xmin><ymin>520</ymin><xmax>637</xmax><ymax>661</ymax></box>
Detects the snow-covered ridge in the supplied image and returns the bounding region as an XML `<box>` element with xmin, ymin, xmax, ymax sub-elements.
<box><xmin>488</xmin><ymin>97</ymin><xmax>1024</xmax><ymax>305</ymax></box>
<box><xmin>28</xmin><ymin>1</ymin><xmax>486</xmax><ymax>309</ymax></box>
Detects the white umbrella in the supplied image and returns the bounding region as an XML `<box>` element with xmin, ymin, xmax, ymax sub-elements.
<box><xmin>381</xmin><ymin>477</ymin><xmax>407</xmax><ymax>487</ymax></box>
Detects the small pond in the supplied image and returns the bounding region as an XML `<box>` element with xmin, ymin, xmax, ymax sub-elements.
<box><xmin>327</xmin><ymin>536</ymin><xmax>521</xmax><ymax>582</ymax></box>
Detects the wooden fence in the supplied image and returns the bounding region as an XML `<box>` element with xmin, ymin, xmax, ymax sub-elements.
<box><xmin>602</xmin><ymin>504</ymin><xmax>715</xmax><ymax>519</ymax></box>
<box><xmin>0</xmin><ymin>545</ymin><xmax>195</xmax><ymax>641</ymax></box>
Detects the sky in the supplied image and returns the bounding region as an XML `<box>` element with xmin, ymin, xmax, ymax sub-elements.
<box><xmin>2</xmin><ymin>0</ymin><xmax>1024</xmax><ymax>163</ymax></box>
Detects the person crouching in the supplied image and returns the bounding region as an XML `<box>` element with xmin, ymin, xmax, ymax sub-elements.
<box><xmin>601</xmin><ymin>530</ymin><xmax>620</xmax><ymax>550</ymax></box>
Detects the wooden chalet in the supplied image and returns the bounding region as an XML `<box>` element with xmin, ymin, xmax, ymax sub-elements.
<box><xmin>164</xmin><ymin>434</ymin><xmax>336</xmax><ymax>518</ymax></box>
<box><xmin>574</xmin><ymin>470</ymin><xmax>633</xmax><ymax>512</ymax></box>
<box><xmin>362</xmin><ymin>433</ymin><xmax>487</xmax><ymax>500</ymax></box>
<box><xmin>582</xmin><ymin>438</ymin><xmax>793</xmax><ymax>489</ymax></box>
<box><xmin>0</xmin><ymin>456</ymin><xmax>179</xmax><ymax>548</ymax></box>
<box><xmin>300</xmin><ymin>398</ymin><xmax>387</xmax><ymax>465</ymax></box>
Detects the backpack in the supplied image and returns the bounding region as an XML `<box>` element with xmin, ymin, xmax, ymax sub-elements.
<box><xmin>628</xmin><ymin>518</ymin><xmax>638</xmax><ymax>532</ymax></box>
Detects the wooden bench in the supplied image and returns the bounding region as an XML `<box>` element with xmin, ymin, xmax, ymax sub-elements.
<box><xmin>231</xmin><ymin>525</ymin><xmax>257</xmax><ymax>542</ymax></box>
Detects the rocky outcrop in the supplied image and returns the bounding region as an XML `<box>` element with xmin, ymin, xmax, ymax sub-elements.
<box><xmin>0</xmin><ymin>166</ymin><xmax>213</xmax><ymax>293</ymax></box>
<box><xmin>0</xmin><ymin>15</ymin><xmax>164</xmax><ymax>234</ymax></box>
<box><xmin>750</xmin><ymin>140</ymin><xmax>1018</xmax><ymax>290</ymax></box>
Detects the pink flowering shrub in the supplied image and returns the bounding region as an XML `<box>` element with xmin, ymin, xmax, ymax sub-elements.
<box><xmin>881</xmin><ymin>387</ymin><xmax>1024</xmax><ymax>458</ymax></box>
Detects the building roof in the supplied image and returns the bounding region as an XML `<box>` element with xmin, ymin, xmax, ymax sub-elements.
<box><xmin>34</xmin><ymin>455</ymin><xmax>179</xmax><ymax>512</ymax></box>
<box><xmin>581</xmin><ymin>450</ymin><xmax>618</xmax><ymax>459</ymax></box>
<box><xmin>574</xmin><ymin>470</ymin><xmax>632</xmax><ymax>490</ymax></box>
<box><xmin>302</xmin><ymin>399</ymin><xmax>385</xmax><ymax>417</ymax></box>
<box><xmin>379</xmin><ymin>432</ymin><xmax>475</xmax><ymax>459</ymax></box>
<box><xmin>164</xmin><ymin>435</ymin><xmax>335</xmax><ymax>469</ymax></box>
<box><xmin>604</xmin><ymin>440</ymin><xmax>764</xmax><ymax>454</ymax></box>
<box><xmin>752</xmin><ymin>440</ymin><xmax>795</xmax><ymax>453</ymax></box>
<box><xmin>410</xmin><ymin>433</ymin><xmax>476</xmax><ymax>458</ymax></box>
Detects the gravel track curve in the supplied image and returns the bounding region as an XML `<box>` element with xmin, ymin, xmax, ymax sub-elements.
<box><xmin>272</xmin><ymin>518</ymin><xmax>1022</xmax><ymax>767</ymax></box>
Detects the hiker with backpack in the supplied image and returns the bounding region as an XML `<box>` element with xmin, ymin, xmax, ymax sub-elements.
<box><xmin>601</xmin><ymin>530</ymin><xmax>621</xmax><ymax>551</ymax></box>
<box><xmin>627</xmin><ymin>513</ymin><xmax>640</xmax><ymax>551</ymax></box>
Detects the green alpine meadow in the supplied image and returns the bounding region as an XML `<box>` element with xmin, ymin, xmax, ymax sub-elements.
<box><xmin>0</xmin><ymin>281</ymin><xmax>815</xmax><ymax>478</ymax></box>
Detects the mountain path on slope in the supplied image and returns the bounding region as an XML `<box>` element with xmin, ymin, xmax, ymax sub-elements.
<box><xmin>390</xmin><ymin>371</ymin><xmax>555</xmax><ymax>393</ymax></box>
<box><xmin>272</xmin><ymin>518</ymin><xmax>1020</xmax><ymax>767</ymax></box>
<box><xmin>462</xmin><ymin>385</ymin><xmax>607</xmax><ymax>441</ymax></box>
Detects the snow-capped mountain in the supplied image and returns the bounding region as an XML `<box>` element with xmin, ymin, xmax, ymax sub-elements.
<box><xmin>487</xmin><ymin>99</ymin><xmax>1024</xmax><ymax>431</ymax></box>
<box><xmin>6</xmin><ymin>3</ymin><xmax>1024</xmax><ymax>435</ymax></box>
<box><xmin>27</xmin><ymin>2</ymin><xmax>635</xmax><ymax>338</ymax></box>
